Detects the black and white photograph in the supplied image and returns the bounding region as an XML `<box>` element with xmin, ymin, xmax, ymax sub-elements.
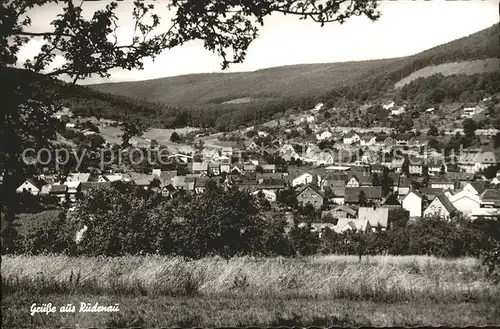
<box><xmin>1</xmin><ymin>0</ymin><xmax>499</xmax><ymax>328</ymax></box>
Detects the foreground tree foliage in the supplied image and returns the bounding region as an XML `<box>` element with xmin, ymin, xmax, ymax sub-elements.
<box><xmin>1</xmin><ymin>0</ymin><xmax>380</xmax><ymax>253</ymax></box>
<box><xmin>11</xmin><ymin>182</ymin><xmax>500</xmax><ymax>271</ymax></box>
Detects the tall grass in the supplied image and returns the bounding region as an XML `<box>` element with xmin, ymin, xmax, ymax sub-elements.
<box><xmin>2</xmin><ymin>254</ymin><xmax>496</xmax><ymax>303</ymax></box>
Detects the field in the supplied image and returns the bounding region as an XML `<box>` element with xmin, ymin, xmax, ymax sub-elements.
<box><xmin>2</xmin><ymin>255</ymin><xmax>499</xmax><ymax>327</ymax></box>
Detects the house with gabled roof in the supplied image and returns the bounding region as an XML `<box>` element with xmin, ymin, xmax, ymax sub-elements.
<box><xmin>448</xmin><ymin>190</ymin><xmax>481</xmax><ymax>216</ymax></box>
<box><xmin>162</xmin><ymin>184</ymin><xmax>178</xmax><ymax>199</ymax></box>
<box><xmin>374</xmin><ymin>135</ymin><xmax>394</xmax><ymax>147</ymax></box>
<box><xmin>316</xmin><ymin>130</ymin><xmax>332</xmax><ymax>141</ymax></box>
<box><xmin>251</xmin><ymin>189</ymin><xmax>277</xmax><ymax>202</ymax></box>
<box><xmin>343</xmin><ymin>131</ymin><xmax>360</xmax><ymax>145</ymax></box>
<box><xmin>360</xmin><ymin>135</ymin><xmax>377</xmax><ymax>146</ymax></box>
<box><xmin>423</xmin><ymin>194</ymin><xmax>457</xmax><ymax>220</ymax></box>
<box><xmin>331</xmin><ymin>186</ymin><xmax>346</xmax><ymax>205</ymax></box>
<box><xmin>358</xmin><ymin>206</ymin><xmax>390</xmax><ymax>231</ymax></box>
<box><xmin>188</xmin><ymin>162</ymin><xmax>209</xmax><ymax>175</ymax></box>
<box><xmin>321</xmin><ymin>173</ymin><xmax>347</xmax><ymax>190</ymax></box>
<box><xmin>491</xmin><ymin>177</ymin><xmax>500</xmax><ymax>186</ymax></box>
<box><xmin>430</xmin><ymin>176</ymin><xmax>456</xmax><ymax>191</ymax></box>
<box><xmin>380</xmin><ymin>193</ymin><xmax>402</xmax><ymax>208</ymax></box>
<box><xmin>208</xmin><ymin>162</ymin><xmax>221</xmax><ymax>175</ymax></box>
<box><xmin>157</xmin><ymin>170</ymin><xmax>177</xmax><ymax>186</ymax></box>
<box><xmin>66</xmin><ymin>173</ymin><xmax>91</xmax><ymax>183</ymax></box>
<box><xmin>402</xmin><ymin>190</ymin><xmax>423</xmax><ymax>218</ymax></box>
<box><xmin>292</xmin><ymin>172</ymin><xmax>315</xmax><ymax>187</ymax></box>
<box><xmin>479</xmin><ymin>189</ymin><xmax>500</xmax><ymax>208</ymax></box>
<box><xmin>421</xmin><ymin>188</ymin><xmax>444</xmax><ymax>202</ymax></box>
<box><xmin>322</xmin><ymin>205</ymin><xmax>357</xmax><ymax>220</ymax></box>
<box><xmin>334</xmin><ymin>218</ymin><xmax>370</xmax><ymax>233</ymax></box>
<box><xmin>458</xmin><ymin>150</ymin><xmax>498</xmax><ymax>173</ymax></box>
<box><xmin>245</xmin><ymin>140</ymin><xmax>260</xmax><ymax>151</ymax></box>
<box><xmin>194</xmin><ymin>176</ymin><xmax>211</xmax><ymax>194</ymax></box>
<box><xmin>297</xmin><ymin>184</ymin><xmax>325</xmax><ymax>209</ymax></box>
<box><xmin>16</xmin><ymin>178</ymin><xmax>46</xmax><ymax>195</ymax></box>
<box><xmin>49</xmin><ymin>184</ymin><xmax>68</xmax><ymax>203</ymax></box>
<box><xmin>346</xmin><ymin>174</ymin><xmax>373</xmax><ymax>187</ymax></box>
<box><xmin>463</xmin><ymin>181</ymin><xmax>487</xmax><ymax>195</ymax></box>
<box><xmin>344</xmin><ymin>187</ymin><xmax>383</xmax><ymax>205</ymax></box>
<box><xmin>395</xmin><ymin>133</ymin><xmax>415</xmax><ymax>146</ymax></box>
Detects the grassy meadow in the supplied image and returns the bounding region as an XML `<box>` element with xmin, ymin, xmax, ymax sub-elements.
<box><xmin>2</xmin><ymin>255</ymin><xmax>499</xmax><ymax>327</ymax></box>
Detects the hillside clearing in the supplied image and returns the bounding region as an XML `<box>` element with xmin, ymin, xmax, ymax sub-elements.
<box><xmin>395</xmin><ymin>58</ymin><xmax>500</xmax><ymax>88</ymax></box>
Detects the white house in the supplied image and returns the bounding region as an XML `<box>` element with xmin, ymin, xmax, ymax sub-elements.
<box><xmin>343</xmin><ymin>131</ymin><xmax>360</xmax><ymax>145</ymax></box>
<box><xmin>462</xmin><ymin>182</ymin><xmax>486</xmax><ymax>195</ymax></box>
<box><xmin>383</xmin><ymin>102</ymin><xmax>395</xmax><ymax>110</ymax></box>
<box><xmin>448</xmin><ymin>190</ymin><xmax>481</xmax><ymax>216</ymax></box>
<box><xmin>292</xmin><ymin>172</ymin><xmax>314</xmax><ymax>187</ymax></box>
<box><xmin>312</xmin><ymin>103</ymin><xmax>324</xmax><ymax>113</ymax></box>
<box><xmin>490</xmin><ymin>177</ymin><xmax>500</xmax><ymax>186</ymax></box>
<box><xmin>430</xmin><ymin>178</ymin><xmax>455</xmax><ymax>191</ymax></box>
<box><xmin>16</xmin><ymin>178</ymin><xmax>46</xmax><ymax>195</ymax></box>
<box><xmin>334</xmin><ymin>218</ymin><xmax>369</xmax><ymax>233</ymax></box>
<box><xmin>391</xmin><ymin>106</ymin><xmax>406</xmax><ymax>116</ymax></box>
<box><xmin>402</xmin><ymin>190</ymin><xmax>423</xmax><ymax>218</ymax></box>
<box><xmin>305</xmin><ymin>115</ymin><xmax>315</xmax><ymax>123</ymax></box>
<box><xmin>98</xmin><ymin>174</ymin><xmax>123</xmax><ymax>182</ymax></box>
<box><xmin>316</xmin><ymin>130</ymin><xmax>332</xmax><ymax>141</ymax></box>
<box><xmin>423</xmin><ymin>194</ymin><xmax>457</xmax><ymax>221</ymax></box>
<box><xmin>251</xmin><ymin>189</ymin><xmax>277</xmax><ymax>202</ymax></box>
<box><xmin>360</xmin><ymin>136</ymin><xmax>376</xmax><ymax>146</ymax></box>
<box><xmin>300</xmin><ymin>115</ymin><xmax>315</xmax><ymax>123</ymax></box>
<box><xmin>66</xmin><ymin>173</ymin><xmax>91</xmax><ymax>183</ymax></box>
<box><xmin>64</xmin><ymin>181</ymin><xmax>82</xmax><ymax>202</ymax></box>
<box><xmin>462</xmin><ymin>106</ymin><xmax>484</xmax><ymax>118</ymax></box>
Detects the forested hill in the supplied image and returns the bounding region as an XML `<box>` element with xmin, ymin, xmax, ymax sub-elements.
<box><xmin>9</xmin><ymin>24</ymin><xmax>499</xmax><ymax>132</ymax></box>
<box><xmin>90</xmin><ymin>24</ymin><xmax>498</xmax><ymax>106</ymax></box>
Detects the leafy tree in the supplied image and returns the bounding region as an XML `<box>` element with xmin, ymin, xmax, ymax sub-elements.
<box><xmin>1</xmin><ymin>0</ymin><xmax>380</xmax><ymax>254</ymax></box>
<box><xmin>484</xmin><ymin>165</ymin><xmax>498</xmax><ymax>179</ymax></box>
<box><xmin>427</xmin><ymin>125</ymin><xmax>439</xmax><ymax>136</ymax></box>
<box><xmin>170</xmin><ymin>131</ymin><xmax>180</xmax><ymax>143</ymax></box>
<box><xmin>301</xmin><ymin>203</ymin><xmax>317</xmax><ymax>221</ymax></box>
<box><xmin>121</xmin><ymin>121</ymin><xmax>143</xmax><ymax>148</ymax></box>
<box><xmin>73</xmin><ymin>182</ymin><xmax>176</xmax><ymax>256</ymax></box>
<box><xmin>463</xmin><ymin>118</ymin><xmax>478</xmax><ymax>137</ymax></box>
<box><xmin>88</xmin><ymin>134</ymin><xmax>106</xmax><ymax>150</ymax></box>
<box><xmin>289</xmin><ymin>225</ymin><xmax>320</xmax><ymax>256</ymax></box>
<box><xmin>177</xmin><ymin>186</ymin><xmax>265</xmax><ymax>259</ymax></box>
<box><xmin>439</xmin><ymin>164</ymin><xmax>446</xmax><ymax>176</ymax></box>
<box><xmin>304</xmin><ymin>125</ymin><xmax>312</xmax><ymax>135</ymax></box>
<box><xmin>276</xmin><ymin>188</ymin><xmax>298</xmax><ymax>209</ymax></box>
<box><xmin>381</xmin><ymin>167</ymin><xmax>393</xmax><ymax>196</ymax></box>
<box><xmin>401</xmin><ymin>156</ymin><xmax>410</xmax><ymax>176</ymax></box>
<box><xmin>492</xmin><ymin>132</ymin><xmax>500</xmax><ymax>149</ymax></box>
<box><xmin>246</xmin><ymin>130</ymin><xmax>256</xmax><ymax>138</ymax></box>
<box><xmin>427</xmin><ymin>138</ymin><xmax>441</xmax><ymax>151</ymax></box>
<box><xmin>358</xmin><ymin>190</ymin><xmax>367</xmax><ymax>207</ymax></box>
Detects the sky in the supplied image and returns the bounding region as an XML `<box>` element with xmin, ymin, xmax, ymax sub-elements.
<box><xmin>16</xmin><ymin>0</ymin><xmax>499</xmax><ymax>84</ymax></box>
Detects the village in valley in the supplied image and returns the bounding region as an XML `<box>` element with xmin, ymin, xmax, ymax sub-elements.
<box><xmin>15</xmin><ymin>94</ymin><xmax>500</xmax><ymax>234</ymax></box>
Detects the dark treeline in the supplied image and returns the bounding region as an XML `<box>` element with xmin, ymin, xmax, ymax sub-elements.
<box><xmin>7</xmin><ymin>182</ymin><xmax>500</xmax><ymax>269</ymax></box>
